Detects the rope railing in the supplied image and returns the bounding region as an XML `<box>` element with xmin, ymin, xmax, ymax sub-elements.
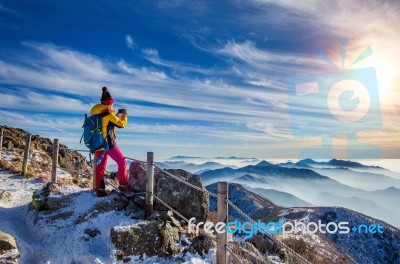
<box><xmin>139</xmin><ymin>159</ymin><xmax>307</xmax><ymax>264</ymax></box>
<box><xmin>228</xmin><ymin>242</ymin><xmax>275</xmax><ymax>264</ymax></box>
<box><xmin>225</xmin><ymin>244</ymin><xmax>245</xmax><ymax>264</ymax></box>
<box><xmin>227</xmin><ymin>199</ymin><xmax>311</xmax><ymax>264</ymax></box>
<box><xmin>57</xmin><ymin>166</ymin><xmax>90</xmax><ymax>176</ymax></box>
<box><xmin>152</xmin><ymin>193</ymin><xmax>190</xmax><ymax>223</ymax></box>
<box><xmin>3</xmin><ymin>131</ymin><xmax>309</xmax><ymax>264</ymax></box>
<box><xmin>125</xmin><ymin>156</ymin><xmax>147</xmax><ymax>163</ymax></box>
<box><xmin>154</xmin><ymin>164</ymin><xmax>218</xmax><ymax>198</ymax></box>
<box><xmin>152</xmin><ymin>193</ymin><xmax>221</xmax><ymax>247</ymax></box>
<box><xmin>67</xmin><ymin>149</ymin><xmax>90</xmax><ymax>153</ymax></box>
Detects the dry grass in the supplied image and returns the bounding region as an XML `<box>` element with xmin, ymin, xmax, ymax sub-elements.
<box><xmin>0</xmin><ymin>158</ymin><xmax>10</xmax><ymax>169</ymax></box>
<box><xmin>228</xmin><ymin>242</ymin><xmax>269</xmax><ymax>264</ymax></box>
<box><xmin>37</xmin><ymin>174</ymin><xmax>51</xmax><ymax>183</ymax></box>
<box><xmin>12</xmin><ymin>156</ymin><xmax>22</xmax><ymax>163</ymax></box>
<box><xmin>207</xmin><ymin>211</ymin><xmax>218</xmax><ymax>224</ymax></box>
<box><xmin>207</xmin><ymin>211</ymin><xmax>236</xmax><ymax>224</ymax></box>
<box><xmin>282</xmin><ymin>236</ymin><xmax>318</xmax><ymax>263</ymax></box>
<box><xmin>249</xmin><ymin>234</ymin><xmax>281</xmax><ymax>255</ymax></box>
<box><xmin>9</xmin><ymin>162</ymin><xmax>21</xmax><ymax>175</ymax></box>
<box><xmin>23</xmin><ymin>168</ymin><xmax>36</xmax><ymax>178</ymax></box>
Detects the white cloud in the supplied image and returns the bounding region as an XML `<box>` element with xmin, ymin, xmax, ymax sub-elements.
<box><xmin>22</xmin><ymin>42</ymin><xmax>109</xmax><ymax>78</ymax></box>
<box><xmin>142</xmin><ymin>48</ymin><xmax>159</xmax><ymax>58</ymax></box>
<box><xmin>0</xmin><ymin>3</ymin><xmax>20</xmax><ymax>17</ymax></box>
<box><xmin>122</xmin><ymin>122</ymin><xmax>284</xmax><ymax>143</ymax></box>
<box><xmin>0</xmin><ymin>42</ymin><xmax>290</xmax><ymax>124</ymax></box>
<box><xmin>246</xmin><ymin>122</ymin><xmax>292</xmax><ymax>140</ymax></box>
<box><xmin>126</xmin><ymin>123</ymin><xmax>204</xmax><ymax>133</ymax></box>
<box><xmin>2</xmin><ymin>41</ymin><xmax>392</xmax><ymax>126</ymax></box>
<box><xmin>0</xmin><ymin>110</ymin><xmax>82</xmax><ymax>132</ymax></box>
<box><xmin>117</xmin><ymin>59</ymin><xmax>167</xmax><ymax>80</ymax></box>
<box><xmin>219</xmin><ymin>40</ymin><xmax>325</xmax><ymax>75</ymax></box>
<box><xmin>140</xmin><ymin>46</ymin><xmax>219</xmax><ymax>75</ymax></box>
<box><xmin>126</xmin><ymin>35</ymin><xmax>135</xmax><ymax>49</ymax></box>
<box><xmin>0</xmin><ymin>91</ymin><xmax>91</xmax><ymax>113</ymax></box>
<box><xmin>1</xmin><ymin>39</ymin><xmax>397</xmax><ymax>155</ymax></box>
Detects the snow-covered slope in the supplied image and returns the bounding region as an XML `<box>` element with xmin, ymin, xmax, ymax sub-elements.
<box><xmin>200</xmin><ymin>162</ymin><xmax>400</xmax><ymax>227</ymax></box>
<box><xmin>206</xmin><ymin>181</ymin><xmax>400</xmax><ymax>264</ymax></box>
<box><xmin>0</xmin><ymin>170</ymin><xmax>215</xmax><ymax>263</ymax></box>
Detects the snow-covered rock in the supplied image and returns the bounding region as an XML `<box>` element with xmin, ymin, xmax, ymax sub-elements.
<box><xmin>110</xmin><ymin>210</ymin><xmax>183</xmax><ymax>260</ymax></box>
<box><xmin>0</xmin><ymin>231</ymin><xmax>20</xmax><ymax>263</ymax></box>
<box><xmin>0</xmin><ymin>189</ymin><xmax>11</xmax><ymax>205</ymax></box>
<box><xmin>183</xmin><ymin>234</ymin><xmax>216</xmax><ymax>257</ymax></box>
<box><xmin>129</xmin><ymin>162</ymin><xmax>209</xmax><ymax>222</ymax></box>
<box><xmin>0</xmin><ymin>170</ymin><xmax>217</xmax><ymax>263</ymax></box>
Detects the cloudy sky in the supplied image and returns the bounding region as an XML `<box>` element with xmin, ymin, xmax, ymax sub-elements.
<box><xmin>0</xmin><ymin>0</ymin><xmax>399</xmax><ymax>160</ymax></box>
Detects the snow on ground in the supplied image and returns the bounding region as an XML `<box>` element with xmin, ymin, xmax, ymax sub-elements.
<box><xmin>0</xmin><ymin>150</ymin><xmax>16</xmax><ymax>162</ymax></box>
<box><xmin>0</xmin><ymin>169</ymin><xmax>216</xmax><ymax>264</ymax></box>
<box><xmin>0</xmin><ymin>169</ymin><xmax>45</xmax><ymax>262</ymax></box>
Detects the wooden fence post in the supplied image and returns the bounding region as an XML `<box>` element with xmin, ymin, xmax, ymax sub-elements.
<box><xmin>217</xmin><ymin>181</ymin><xmax>228</xmax><ymax>264</ymax></box>
<box><xmin>145</xmin><ymin>151</ymin><xmax>154</xmax><ymax>218</ymax></box>
<box><xmin>51</xmin><ymin>139</ymin><xmax>59</xmax><ymax>182</ymax></box>
<box><xmin>93</xmin><ymin>154</ymin><xmax>97</xmax><ymax>190</ymax></box>
<box><xmin>21</xmin><ymin>134</ymin><xmax>31</xmax><ymax>176</ymax></box>
<box><xmin>0</xmin><ymin>127</ymin><xmax>4</xmax><ymax>152</ymax></box>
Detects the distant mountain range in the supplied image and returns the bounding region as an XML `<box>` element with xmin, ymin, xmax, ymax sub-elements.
<box><xmin>155</xmin><ymin>161</ymin><xmax>236</xmax><ymax>174</ymax></box>
<box><xmin>206</xmin><ymin>183</ymin><xmax>280</xmax><ymax>220</ymax></box>
<box><xmin>207</xmin><ymin>181</ymin><xmax>400</xmax><ymax>264</ymax></box>
<box><xmin>275</xmin><ymin>158</ymin><xmax>400</xmax><ymax>190</ymax></box>
<box><xmin>109</xmin><ymin>156</ymin><xmax>400</xmax><ymax>228</ymax></box>
<box><xmin>200</xmin><ymin>160</ymin><xmax>329</xmax><ymax>185</ymax></box>
<box><xmin>168</xmin><ymin>155</ymin><xmax>204</xmax><ymax>159</ymax></box>
<box><xmin>168</xmin><ymin>155</ymin><xmax>256</xmax><ymax>160</ymax></box>
<box><xmin>294</xmin><ymin>158</ymin><xmax>383</xmax><ymax>169</ymax></box>
<box><xmin>249</xmin><ymin>187</ymin><xmax>313</xmax><ymax>207</ymax></box>
<box><xmin>309</xmin><ymin>167</ymin><xmax>400</xmax><ymax>191</ymax></box>
<box><xmin>200</xmin><ymin>160</ymin><xmax>400</xmax><ymax>228</ymax></box>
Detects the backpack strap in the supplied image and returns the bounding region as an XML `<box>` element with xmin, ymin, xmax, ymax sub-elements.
<box><xmin>95</xmin><ymin>128</ymin><xmax>112</xmax><ymax>165</ymax></box>
<box><xmin>79</xmin><ymin>114</ymin><xmax>88</xmax><ymax>144</ymax></box>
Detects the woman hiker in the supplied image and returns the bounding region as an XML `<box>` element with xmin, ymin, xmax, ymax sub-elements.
<box><xmin>90</xmin><ymin>86</ymin><xmax>133</xmax><ymax>197</ymax></box>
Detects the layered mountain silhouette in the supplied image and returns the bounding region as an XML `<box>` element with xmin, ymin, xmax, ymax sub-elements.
<box><xmin>249</xmin><ymin>187</ymin><xmax>313</xmax><ymax>207</ymax></box>
<box><xmin>200</xmin><ymin>160</ymin><xmax>400</xmax><ymax>228</ymax></box>
<box><xmin>294</xmin><ymin>158</ymin><xmax>382</xmax><ymax>169</ymax></box>
<box><xmin>206</xmin><ymin>182</ymin><xmax>400</xmax><ymax>264</ymax></box>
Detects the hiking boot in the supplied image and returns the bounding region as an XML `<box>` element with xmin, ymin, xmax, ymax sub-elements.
<box><xmin>95</xmin><ymin>188</ymin><xmax>109</xmax><ymax>197</ymax></box>
<box><xmin>118</xmin><ymin>184</ymin><xmax>134</xmax><ymax>197</ymax></box>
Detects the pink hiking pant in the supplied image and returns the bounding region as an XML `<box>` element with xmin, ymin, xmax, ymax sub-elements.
<box><xmin>95</xmin><ymin>146</ymin><xmax>128</xmax><ymax>188</ymax></box>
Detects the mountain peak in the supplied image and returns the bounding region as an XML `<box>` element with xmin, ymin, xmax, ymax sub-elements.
<box><xmin>296</xmin><ymin>158</ymin><xmax>317</xmax><ymax>166</ymax></box>
<box><xmin>255</xmin><ymin>160</ymin><xmax>273</xmax><ymax>167</ymax></box>
<box><xmin>329</xmin><ymin>159</ymin><xmax>382</xmax><ymax>168</ymax></box>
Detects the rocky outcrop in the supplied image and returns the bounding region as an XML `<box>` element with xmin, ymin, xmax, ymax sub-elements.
<box><xmin>111</xmin><ymin>221</ymin><xmax>161</xmax><ymax>259</ymax></box>
<box><xmin>110</xmin><ymin>210</ymin><xmax>182</xmax><ymax>260</ymax></box>
<box><xmin>183</xmin><ymin>234</ymin><xmax>216</xmax><ymax>257</ymax></box>
<box><xmin>128</xmin><ymin>161</ymin><xmax>146</xmax><ymax>192</ymax></box>
<box><xmin>128</xmin><ymin>162</ymin><xmax>209</xmax><ymax>222</ymax></box>
<box><xmin>32</xmin><ymin>183</ymin><xmax>74</xmax><ymax>211</ymax></box>
<box><xmin>0</xmin><ymin>190</ymin><xmax>11</xmax><ymax>205</ymax></box>
<box><xmin>0</xmin><ymin>231</ymin><xmax>19</xmax><ymax>263</ymax></box>
<box><xmin>0</xmin><ymin>125</ymin><xmax>92</xmax><ymax>179</ymax></box>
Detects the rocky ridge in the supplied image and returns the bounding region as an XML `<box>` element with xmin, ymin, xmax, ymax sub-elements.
<box><xmin>0</xmin><ymin>125</ymin><xmax>92</xmax><ymax>186</ymax></box>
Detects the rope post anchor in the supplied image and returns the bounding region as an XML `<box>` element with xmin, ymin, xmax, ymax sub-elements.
<box><xmin>217</xmin><ymin>181</ymin><xmax>228</xmax><ymax>264</ymax></box>
<box><xmin>51</xmin><ymin>139</ymin><xmax>59</xmax><ymax>183</ymax></box>
<box><xmin>145</xmin><ymin>151</ymin><xmax>154</xmax><ymax>218</ymax></box>
<box><xmin>21</xmin><ymin>134</ymin><xmax>31</xmax><ymax>176</ymax></box>
<box><xmin>0</xmin><ymin>127</ymin><xmax>4</xmax><ymax>152</ymax></box>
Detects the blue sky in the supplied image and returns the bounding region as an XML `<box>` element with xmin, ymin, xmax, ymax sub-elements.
<box><xmin>0</xmin><ymin>0</ymin><xmax>399</xmax><ymax>160</ymax></box>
